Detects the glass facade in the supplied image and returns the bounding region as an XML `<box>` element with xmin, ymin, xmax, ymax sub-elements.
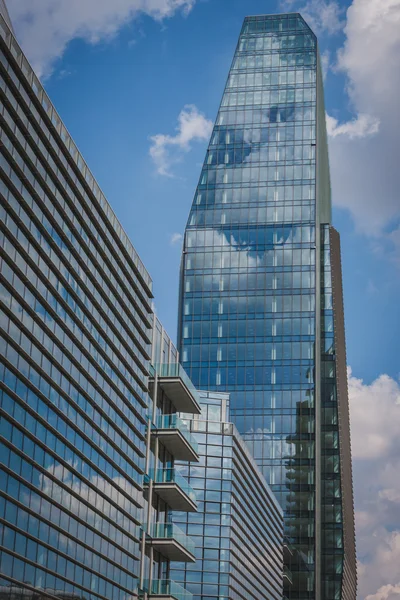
<box><xmin>178</xmin><ymin>14</ymin><xmax>356</xmax><ymax>600</ymax></box>
<box><xmin>171</xmin><ymin>392</ymin><xmax>283</xmax><ymax>600</ymax></box>
<box><xmin>0</xmin><ymin>10</ymin><xmax>199</xmax><ymax>600</ymax></box>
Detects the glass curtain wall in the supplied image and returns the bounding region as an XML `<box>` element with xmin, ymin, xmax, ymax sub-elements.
<box><xmin>177</xmin><ymin>13</ymin><xmax>356</xmax><ymax>600</ymax></box>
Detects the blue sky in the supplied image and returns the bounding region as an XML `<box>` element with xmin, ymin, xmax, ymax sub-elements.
<box><xmin>7</xmin><ymin>0</ymin><xmax>400</xmax><ymax>597</ymax></box>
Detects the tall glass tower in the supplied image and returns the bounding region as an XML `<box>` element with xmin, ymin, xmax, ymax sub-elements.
<box><xmin>177</xmin><ymin>13</ymin><xmax>356</xmax><ymax>600</ymax></box>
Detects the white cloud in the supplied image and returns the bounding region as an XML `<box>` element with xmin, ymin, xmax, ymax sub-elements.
<box><xmin>320</xmin><ymin>49</ymin><xmax>331</xmax><ymax>80</ymax></box>
<box><xmin>366</xmin><ymin>584</ymin><xmax>400</xmax><ymax>600</ymax></box>
<box><xmin>349</xmin><ymin>368</ymin><xmax>400</xmax><ymax>460</ymax></box>
<box><xmin>281</xmin><ymin>0</ymin><xmax>344</xmax><ymax>34</ymax></box>
<box><xmin>170</xmin><ymin>232</ymin><xmax>183</xmax><ymax>245</ymax></box>
<box><xmin>149</xmin><ymin>104</ymin><xmax>213</xmax><ymax>177</ymax></box>
<box><xmin>325</xmin><ymin>0</ymin><xmax>400</xmax><ymax>252</ymax></box>
<box><xmin>326</xmin><ymin>113</ymin><xmax>380</xmax><ymax>139</ymax></box>
<box><xmin>8</xmin><ymin>0</ymin><xmax>196</xmax><ymax>78</ymax></box>
<box><xmin>349</xmin><ymin>368</ymin><xmax>400</xmax><ymax>598</ymax></box>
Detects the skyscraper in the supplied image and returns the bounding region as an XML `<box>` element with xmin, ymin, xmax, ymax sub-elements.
<box><xmin>178</xmin><ymin>13</ymin><xmax>356</xmax><ymax>600</ymax></box>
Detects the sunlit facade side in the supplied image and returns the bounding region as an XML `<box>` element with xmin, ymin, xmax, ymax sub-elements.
<box><xmin>177</xmin><ymin>13</ymin><xmax>356</xmax><ymax>600</ymax></box>
<box><xmin>171</xmin><ymin>392</ymin><xmax>283</xmax><ymax>600</ymax></box>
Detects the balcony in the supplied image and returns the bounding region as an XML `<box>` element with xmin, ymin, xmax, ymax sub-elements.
<box><xmin>283</xmin><ymin>566</ymin><xmax>293</xmax><ymax>587</ymax></box>
<box><xmin>144</xmin><ymin>469</ymin><xmax>197</xmax><ymax>512</ymax></box>
<box><xmin>145</xmin><ymin>523</ymin><xmax>196</xmax><ymax>562</ymax></box>
<box><xmin>150</xmin><ymin>364</ymin><xmax>201</xmax><ymax>415</ymax></box>
<box><xmin>146</xmin><ymin>579</ymin><xmax>193</xmax><ymax>600</ymax></box>
<box><xmin>152</xmin><ymin>415</ymin><xmax>199</xmax><ymax>462</ymax></box>
<box><xmin>283</xmin><ymin>537</ymin><xmax>294</xmax><ymax>562</ymax></box>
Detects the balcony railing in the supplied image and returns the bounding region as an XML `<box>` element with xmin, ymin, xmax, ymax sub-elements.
<box><xmin>148</xmin><ymin>579</ymin><xmax>193</xmax><ymax>600</ymax></box>
<box><xmin>147</xmin><ymin>468</ymin><xmax>197</xmax><ymax>505</ymax></box>
<box><xmin>146</xmin><ymin>522</ymin><xmax>196</xmax><ymax>557</ymax></box>
<box><xmin>155</xmin><ymin>414</ymin><xmax>199</xmax><ymax>455</ymax></box>
<box><xmin>283</xmin><ymin>565</ymin><xmax>293</xmax><ymax>586</ymax></box>
<box><xmin>151</xmin><ymin>363</ymin><xmax>201</xmax><ymax>414</ymax></box>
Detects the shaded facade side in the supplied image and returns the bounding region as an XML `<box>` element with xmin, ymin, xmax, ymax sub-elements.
<box><xmin>325</xmin><ymin>229</ymin><xmax>356</xmax><ymax>600</ymax></box>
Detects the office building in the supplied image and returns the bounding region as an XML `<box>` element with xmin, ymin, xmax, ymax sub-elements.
<box><xmin>177</xmin><ymin>13</ymin><xmax>356</xmax><ymax>600</ymax></box>
<box><xmin>171</xmin><ymin>391</ymin><xmax>284</xmax><ymax>600</ymax></box>
<box><xmin>0</xmin><ymin>8</ymin><xmax>200</xmax><ymax>600</ymax></box>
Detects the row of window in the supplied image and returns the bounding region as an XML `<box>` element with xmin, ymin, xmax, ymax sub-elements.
<box><xmin>0</xmin><ymin>461</ymin><xmax>139</xmax><ymax>558</ymax></box>
<box><xmin>183</xmin><ymin>293</ymin><xmax>316</xmax><ymax>315</ymax></box>
<box><xmin>217</xmin><ymin>107</ymin><xmax>316</xmax><ymax>130</ymax></box>
<box><xmin>232</xmin><ymin>63</ymin><xmax>315</xmax><ymax>84</ymax></box>
<box><xmin>0</xmin><ymin>434</ymin><xmax>140</xmax><ymax>542</ymax></box>
<box><xmin>201</xmin><ymin>163</ymin><xmax>315</xmax><ymax>183</ymax></box>
<box><xmin>210</xmin><ymin>124</ymin><xmax>316</xmax><ymax>146</ymax></box>
<box><xmin>0</xmin><ymin>49</ymin><xmax>151</xmax><ymax>293</ymax></box>
<box><xmin>222</xmin><ymin>89</ymin><xmax>316</xmax><ymax>110</ymax></box>
<box><xmin>0</xmin><ymin>549</ymin><xmax>134</xmax><ymax>600</ymax></box>
<box><xmin>194</xmin><ymin>191</ymin><xmax>316</xmax><ymax>210</ymax></box>
<box><xmin>184</xmin><ymin>271</ymin><xmax>315</xmax><ymax>293</ymax></box>
<box><xmin>0</xmin><ymin>330</ymin><xmax>145</xmax><ymax>464</ymax></box>
<box><xmin>0</xmin><ymin>283</ymin><xmax>147</xmax><ymax>436</ymax></box>
<box><xmin>234</xmin><ymin>45</ymin><xmax>316</xmax><ymax>68</ymax></box>
<box><xmin>182</xmin><ymin>341</ymin><xmax>315</xmax><ymax>361</ymax></box>
<box><xmin>206</xmin><ymin>144</ymin><xmax>315</xmax><ymax>166</ymax></box>
<box><xmin>188</xmin><ymin>205</ymin><xmax>315</xmax><ymax>227</ymax></box>
<box><xmin>0</xmin><ymin>495</ymin><xmax>138</xmax><ymax>584</ymax></box>
<box><xmin>188</xmin><ymin>221</ymin><xmax>315</xmax><ymax>243</ymax></box>
<box><xmin>185</xmin><ymin>365</ymin><xmax>314</xmax><ymax>387</ymax></box>
<box><xmin>185</xmin><ymin>247</ymin><xmax>315</xmax><ymax>270</ymax></box>
<box><xmin>1</xmin><ymin>385</ymin><xmax>143</xmax><ymax>500</ymax></box>
<box><xmin>241</xmin><ymin>32</ymin><xmax>314</xmax><ymax>50</ymax></box>
<box><xmin>0</xmin><ymin>135</ymin><xmax>151</xmax><ymax>359</ymax></box>
<box><xmin>243</xmin><ymin>15</ymin><xmax>308</xmax><ymax>33</ymax></box>
<box><xmin>2</xmin><ymin>106</ymin><xmax>148</xmax><ymax>338</ymax></box>
<box><xmin>0</xmin><ymin>236</ymin><xmax>148</xmax><ymax>403</ymax></box>
<box><xmin>182</xmin><ymin>315</ymin><xmax>320</xmax><ymax>338</ymax></box>
<box><xmin>0</xmin><ymin>168</ymin><xmax>151</xmax><ymax>365</ymax></box>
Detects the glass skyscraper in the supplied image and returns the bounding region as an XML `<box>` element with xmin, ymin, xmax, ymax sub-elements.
<box><xmin>178</xmin><ymin>13</ymin><xmax>356</xmax><ymax>600</ymax></box>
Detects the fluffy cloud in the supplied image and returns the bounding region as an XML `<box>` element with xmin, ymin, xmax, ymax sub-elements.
<box><xmin>281</xmin><ymin>0</ymin><xmax>345</xmax><ymax>34</ymax></box>
<box><xmin>366</xmin><ymin>584</ymin><xmax>400</xmax><ymax>600</ymax></box>
<box><xmin>326</xmin><ymin>0</ymin><xmax>400</xmax><ymax>253</ymax></box>
<box><xmin>326</xmin><ymin>113</ymin><xmax>380</xmax><ymax>140</ymax></box>
<box><xmin>149</xmin><ymin>104</ymin><xmax>213</xmax><ymax>176</ymax></box>
<box><xmin>170</xmin><ymin>232</ymin><xmax>183</xmax><ymax>245</ymax></box>
<box><xmin>7</xmin><ymin>0</ymin><xmax>196</xmax><ymax>78</ymax></box>
<box><xmin>349</xmin><ymin>368</ymin><xmax>400</xmax><ymax>598</ymax></box>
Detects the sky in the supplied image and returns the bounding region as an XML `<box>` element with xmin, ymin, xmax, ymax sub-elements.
<box><xmin>5</xmin><ymin>0</ymin><xmax>400</xmax><ymax>597</ymax></box>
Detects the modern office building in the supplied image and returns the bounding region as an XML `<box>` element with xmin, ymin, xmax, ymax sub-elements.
<box><xmin>0</xmin><ymin>7</ymin><xmax>200</xmax><ymax>600</ymax></box>
<box><xmin>171</xmin><ymin>391</ymin><xmax>284</xmax><ymax>600</ymax></box>
<box><xmin>178</xmin><ymin>13</ymin><xmax>356</xmax><ymax>600</ymax></box>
